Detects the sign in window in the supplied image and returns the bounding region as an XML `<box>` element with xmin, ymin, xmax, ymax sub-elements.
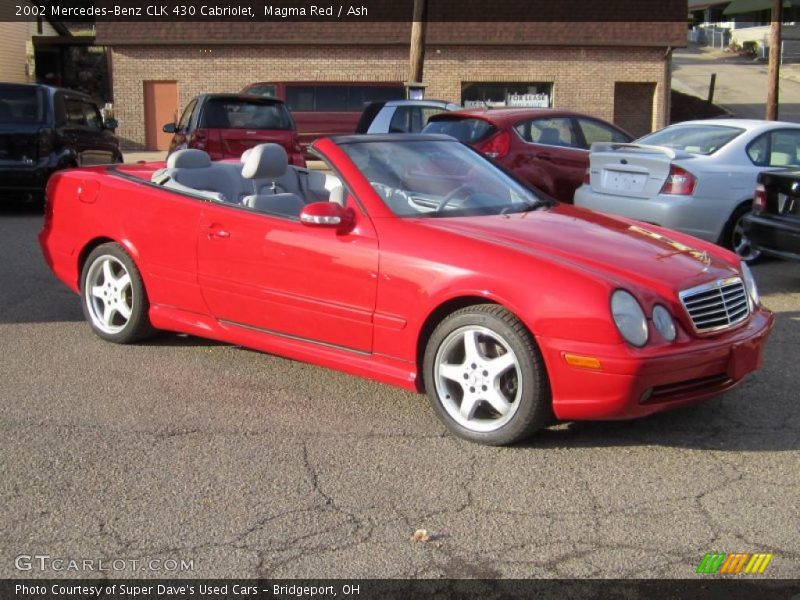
<box><xmin>462</xmin><ymin>82</ymin><xmax>552</xmax><ymax>109</ymax></box>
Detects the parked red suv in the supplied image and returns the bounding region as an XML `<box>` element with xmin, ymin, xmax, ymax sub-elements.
<box><xmin>423</xmin><ymin>108</ymin><xmax>632</xmax><ymax>202</ymax></box>
<box><xmin>163</xmin><ymin>94</ymin><xmax>305</xmax><ymax>166</ymax></box>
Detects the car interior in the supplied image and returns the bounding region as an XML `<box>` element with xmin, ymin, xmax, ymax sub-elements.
<box><xmin>151</xmin><ymin>144</ymin><xmax>341</xmax><ymax>218</ymax></box>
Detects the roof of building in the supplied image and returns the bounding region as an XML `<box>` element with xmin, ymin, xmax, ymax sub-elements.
<box><xmin>96</xmin><ymin>21</ymin><xmax>687</xmax><ymax>48</ymax></box>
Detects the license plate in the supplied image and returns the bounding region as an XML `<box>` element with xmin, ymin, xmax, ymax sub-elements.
<box><xmin>778</xmin><ymin>192</ymin><xmax>799</xmax><ymax>215</ymax></box>
<box><xmin>727</xmin><ymin>341</ymin><xmax>763</xmax><ymax>381</ymax></box>
<box><xmin>602</xmin><ymin>170</ymin><xmax>646</xmax><ymax>192</ymax></box>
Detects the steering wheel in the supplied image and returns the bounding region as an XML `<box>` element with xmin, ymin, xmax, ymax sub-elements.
<box><xmin>436</xmin><ymin>184</ymin><xmax>475</xmax><ymax>213</ymax></box>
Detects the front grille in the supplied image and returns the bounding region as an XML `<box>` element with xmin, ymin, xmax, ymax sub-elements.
<box><xmin>679</xmin><ymin>277</ymin><xmax>749</xmax><ymax>334</ymax></box>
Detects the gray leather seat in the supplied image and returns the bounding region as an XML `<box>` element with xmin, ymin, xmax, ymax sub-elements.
<box><xmin>241</xmin><ymin>143</ymin><xmax>304</xmax><ymax>217</ymax></box>
<box><xmin>241</xmin><ymin>145</ymin><xmax>330</xmax><ymax>202</ymax></box>
<box><xmin>155</xmin><ymin>149</ymin><xmax>245</xmax><ymax>203</ymax></box>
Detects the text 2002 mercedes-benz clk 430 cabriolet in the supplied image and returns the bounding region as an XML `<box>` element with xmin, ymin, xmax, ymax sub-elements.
<box><xmin>40</xmin><ymin>134</ymin><xmax>773</xmax><ymax>445</ymax></box>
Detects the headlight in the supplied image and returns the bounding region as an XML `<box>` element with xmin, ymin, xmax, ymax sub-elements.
<box><xmin>652</xmin><ymin>304</ymin><xmax>677</xmax><ymax>342</ymax></box>
<box><xmin>741</xmin><ymin>262</ymin><xmax>760</xmax><ymax>309</ymax></box>
<box><xmin>611</xmin><ymin>290</ymin><xmax>648</xmax><ymax>347</ymax></box>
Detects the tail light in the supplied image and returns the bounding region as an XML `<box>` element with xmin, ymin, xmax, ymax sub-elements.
<box><xmin>478</xmin><ymin>130</ymin><xmax>511</xmax><ymax>159</ymax></box>
<box><xmin>189</xmin><ymin>128</ymin><xmax>209</xmax><ymax>151</ymax></box>
<box><xmin>583</xmin><ymin>167</ymin><xmax>591</xmax><ymax>186</ymax></box>
<box><xmin>660</xmin><ymin>165</ymin><xmax>697</xmax><ymax>196</ymax></box>
<box><xmin>753</xmin><ymin>183</ymin><xmax>766</xmax><ymax>213</ymax></box>
<box><xmin>37</xmin><ymin>130</ymin><xmax>54</xmax><ymax>158</ymax></box>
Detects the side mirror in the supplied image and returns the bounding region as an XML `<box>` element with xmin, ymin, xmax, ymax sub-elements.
<box><xmin>299</xmin><ymin>202</ymin><xmax>355</xmax><ymax>232</ymax></box>
<box><xmin>103</xmin><ymin>118</ymin><xmax>118</xmax><ymax>130</ymax></box>
<box><xmin>162</xmin><ymin>123</ymin><xmax>176</xmax><ymax>134</ymax></box>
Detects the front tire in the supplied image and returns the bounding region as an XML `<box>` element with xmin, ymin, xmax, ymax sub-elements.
<box><xmin>422</xmin><ymin>304</ymin><xmax>552</xmax><ymax>445</ymax></box>
<box><xmin>81</xmin><ymin>243</ymin><xmax>154</xmax><ymax>344</ymax></box>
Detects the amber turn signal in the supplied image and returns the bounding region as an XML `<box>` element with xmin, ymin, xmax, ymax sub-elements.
<box><xmin>564</xmin><ymin>353</ymin><xmax>602</xmax><ymax>370</ymax></box>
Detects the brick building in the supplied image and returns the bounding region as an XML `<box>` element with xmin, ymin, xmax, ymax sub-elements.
<box><xmin>96</xmin><ymin>19</ymin><xmax>687</xmax><ymax>151</ymax></box>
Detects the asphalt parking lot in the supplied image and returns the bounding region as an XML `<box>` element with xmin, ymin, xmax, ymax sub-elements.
<box><xmin>1</xmin><ymin>205</ymin><xmax>799</xmax><ymax>580</ymax></box>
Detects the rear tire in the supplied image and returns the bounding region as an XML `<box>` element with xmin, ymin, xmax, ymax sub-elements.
<box><xmin>80</xmin><ymin>243</ymin><xmax>154</xmax><ymax>344</ymax></box>
<box><xmin>422</xmin><ymin>304</ymin><xmax>552</xmax><ymax>446</ymax></box>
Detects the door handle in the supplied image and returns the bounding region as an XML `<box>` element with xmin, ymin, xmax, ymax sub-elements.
<box><xmin>207</xmin><ymin>225</ymin><xmax>230</xmax><ymax>239</ymax></box>
<box><xmin>537</xmin><ymin>153</ymin><xmax>553</xmax><ymax>161</ymax></box>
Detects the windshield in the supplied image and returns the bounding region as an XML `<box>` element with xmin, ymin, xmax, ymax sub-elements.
<box><xmin>422</xmin><ymin>118</ymin><xmax>496</xmax><ymax>144</ymax></box>
<box><xmin>0</xmin><ymin>86</ymin><xmax>45</xmax><ymax>123</ymax></box>
<box><xmin>340</xmin><ymin>139</ymin><xmax>546</xmax><ymax>218</ymax></box>
<box><xmin>637</xmin><ymin>124</ymin><xmax>745</xmax><ymax>155</ymax></box>
<box><xmin>201</xmin><ymin>99</ymin><xmax>293</xmax><ymax>130</ymax></box>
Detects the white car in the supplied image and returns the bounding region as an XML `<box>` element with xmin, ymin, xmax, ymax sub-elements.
<box><xmin>574</xmin><ymin>118</ymin><xmax>800</xmax><ymax>261</ymax></box>
<box><xmin>355</xmin><ymin>99</ymin><xmax>459</xmax><ymax>134</ymax></box>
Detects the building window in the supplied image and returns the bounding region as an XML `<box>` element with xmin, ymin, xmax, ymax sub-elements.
<box><xmin>461</xmin><ymin>82</ymin><xmax>552</xmax><ymax>109</ymax></box>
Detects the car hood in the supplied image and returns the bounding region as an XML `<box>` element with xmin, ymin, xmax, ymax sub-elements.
<box><xmin>419</xmin><ymin>204</ymin><xmax>741</xmax><ymax>295</ymax></box>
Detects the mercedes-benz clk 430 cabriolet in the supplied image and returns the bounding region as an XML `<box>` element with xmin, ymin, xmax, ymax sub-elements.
<box><xmin>40</xmin><ymin>134</ymin><xmax>773</xmax><ymax>445</ymax></box>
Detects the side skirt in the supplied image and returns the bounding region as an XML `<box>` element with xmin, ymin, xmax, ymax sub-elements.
<box><xmin>148</xmin><ymin>304</ymin><xmax>419</xmax><ymax>391</ymax></box>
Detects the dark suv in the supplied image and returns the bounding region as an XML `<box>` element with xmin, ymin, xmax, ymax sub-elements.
<box><xmin>0</xmin><ymin>83</ymin><xmax>121</xmax><ymax>203</ymax></box>
<box><xmin>163</xmin><ymin>94</ymin><xmax>305</xmax><ymax>166</ymax></box>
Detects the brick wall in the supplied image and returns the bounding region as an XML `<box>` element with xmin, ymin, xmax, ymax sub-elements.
<box><xmin>112</xmin><ymin>44</ymin><xmax>668</xmax><ymax>150</ymax></box>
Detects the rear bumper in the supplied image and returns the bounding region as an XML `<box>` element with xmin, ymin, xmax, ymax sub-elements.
<box><xmin>573</xmin><ymin>185</ymin><xmax>727</xmax><ymax>242</ymax></box>
<box><xmin>539</xmin><ymin>308</ymin><xmax>773</xmax><ymax>421</ymax></box>
<box><xmin>744</xmin><ymin>213</ymin><xmax>800</xmax><ymax>261</ymax></box>
<box><xmin>289</xmin><ymin>152</ymin><xmax>307</xmax><ymax>168</ymax></box>
<box><xmin>0</xmin><ymin>158</ymin><xmax>54</xmax><ymax>195</ymax></box>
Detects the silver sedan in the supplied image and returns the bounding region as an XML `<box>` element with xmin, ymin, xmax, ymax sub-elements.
<box><xmin>574</xmin><ymin>118</ymin><xmax>800</xmax><ymax>261</ymax></box>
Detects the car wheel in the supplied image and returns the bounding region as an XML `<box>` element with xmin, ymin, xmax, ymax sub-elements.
<box><xmin>423</xmin><ymin>304</ymin><xmax>552</xmax><ymax>445</ymax></box>
<box><xmin>81</xmin><ymin>243</ymin><xmax>154</xmax><ymax>344</ymax></box>
<box><xmin>726</xmin><ymin>204</ymin><xmax>761</xmax><ymax>263</ymax></box>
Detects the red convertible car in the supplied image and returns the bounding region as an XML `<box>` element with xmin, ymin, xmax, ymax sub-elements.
<box><xmin>40</xmin><ymin>135</ymin><xmax>773</xmax><ymax>445</ymax></box>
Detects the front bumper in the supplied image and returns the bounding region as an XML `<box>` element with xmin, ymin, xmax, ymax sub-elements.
<box><xmin>744</xmin><ymin>213</ymin><xmax>800</xmax><ymax>262</ymax></box>
<box><xmin>573</xmin><ymin>185</ymin><xmax>726</xmax><ymax>243</ymax></box>
<box><xmin>539</xmin><ymin>308</ymin><xmax>774</xmax><ymax>421</ymax></box>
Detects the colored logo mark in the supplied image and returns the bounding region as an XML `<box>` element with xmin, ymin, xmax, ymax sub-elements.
<box><xmin>696</xmin><ymin>552</ymin><xmax>773</xmax><ymax>574</ymax></box>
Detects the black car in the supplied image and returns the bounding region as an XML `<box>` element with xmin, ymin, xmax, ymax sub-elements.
<box><xmin>0</xmin><ymin>83</ymin><xmax>121</xmax><ymax>203</ymax></box>
<box><xmin>744</xmin><ymin>170</ymin><xmax>800</xmax><ymax>262</ymax></box>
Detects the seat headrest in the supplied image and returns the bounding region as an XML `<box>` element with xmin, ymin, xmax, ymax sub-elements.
<box><xmin>241</xmin><ymin>143</ymin><xmax>288</xmax><ymax>180</ymax></box>
<box><xmin>537</xmin><ymin>127</ymin><xmax>561</xmax><ymax>145</ymax></box>
<box><xmin>167</xmin><ymin>149</ymin><xmax>212</xmax><ymax>169</ymax></box>
<box><xmin>328</xmin><ymin>185</ymin><xmax>345</xmax><ymax>207</ymax></box>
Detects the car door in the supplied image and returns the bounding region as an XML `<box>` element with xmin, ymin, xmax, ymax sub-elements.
<box><xmin>168</xmin><ymin>98</ymin><xmax>197</xmax><ymax>154</ymax></box>
<box><xmin>78</xmin><ymin>100</ymin><xmax>117</xmax><ymax>164</ymax></box>
<box><xmin>60</xmin><ymin>96</ymin><xmax>85</xmax><ymax>164</ymax></box>
<box><xmin>512</xmin><ymin>116</ymin><xmax>587</xmax><ymax>201</ymax></box>
<box><xmin>196</xmin><ymin>188</ymin><xmax>379</xmax><ymax>353</ymax></box>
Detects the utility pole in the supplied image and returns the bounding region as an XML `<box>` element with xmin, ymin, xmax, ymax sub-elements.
<box><xmin>407</xmin><ymin>0</ymin><xmax>427</xmax><ymax>98</ymax></box>
<box><xmin>766</xmin><ymin>0</ymin><xmax>782</xmax><ymax>120</ymax></box>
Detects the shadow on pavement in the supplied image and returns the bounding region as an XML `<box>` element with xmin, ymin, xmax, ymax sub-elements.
<box><xmin>753</xmin><ymin>259</ymin><xmax>800</xmax><ymax>295</ymax></box>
